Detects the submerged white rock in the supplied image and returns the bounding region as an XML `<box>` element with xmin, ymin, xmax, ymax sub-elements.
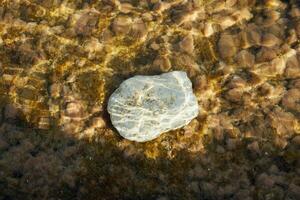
<box><xmin>107</xmin><ymin>71</ymin><xmax>199</xmax><ymax>142</ymax></box>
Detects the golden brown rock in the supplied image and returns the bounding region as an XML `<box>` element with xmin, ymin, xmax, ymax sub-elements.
<box><xmin>179</xmin><ymin>34</ymin><xmax>194</xmax><ymax>54</ymax></box>
<box><xmin>255</xmin><ymin>47</ymin><xmax>277</xmax><ymax>63</ymax></box>
<box><xmin>285</xmin><ymin>54</ymin><xmax>300</xmax><ymax>78</ymax></box>
<box><xmin>235</xmin><ymin>50</ymin><xmax>255</xmax><ymax>68</ymax></box>
<box><xmin>268</xmin><ymin>108</ymin><xmax>295</xmax><ymax>136</ymax></box>
<box><xmin>225</xmin><ymin>88</ymin><xmax>243</xmax><ymax>103</ymax></box>
<box><xmin>131</xmin><ymin>19</ymin><xmax>147</xmax><ymax>39</ymax></box>
<box><xmin>153</xmin><ymin>55</ymin><xmax>172</xmax><ymax>72</ymax></box>
<box><xmin>74</xmin><ymin>11</ymin><xmax>99</xmax><ymax>36</ymax></box>
<box><xmin>112</xmin><ymin>16</ymin><xmax>132</xmax><ymax>35</ymax></box>
<box><xmin>218</xmin><ymin>33</ymin><xmax>237</xmax><ymax>59</ymax></box>
<box><xmin>282</xmin><ymin>88</ymin><xmax>300</xmax><ymax>113</ymax></box>
<box><xmin>261</xmin><ymin>33</ymin><xmax>281</xmax><ymax>47</ymax></box>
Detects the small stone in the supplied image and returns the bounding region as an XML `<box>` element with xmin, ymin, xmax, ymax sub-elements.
<box><xmin>131</xmin><ymin>19</ymin><xmax>147</xmax><ymax>39</ymax></box>
<box><xmin>218</xmin><ymin>33</ymin><xmax>237</xmax><ymax>59</ymax></box>
<box><xmin>142</xmin><ymin>13</ymin><xmax>153</xmax><ymax>22</ymax></box>
<box><xmin>189</xmin><ymin>181</ymin><xmax>200</xmax><ymax>193</ymax></box>
<box><xmin>50</xmin><ymin>83</ymin><xmax>61</xmax><ymax>98</ymax></box>
<box><xmin>203</xmin><ymin>22</ymin><xmax>214</xmax><ymax>37</ymax></box>
<box><xmin>216</xmin><ymin>145</ymin><xmax>225</xmax><ymax>153</ymax></box>
<box><xmin>226</xmin><ymin>138</ymin><xmax>239</xmax><ymax>150</ymax></box>
<box><xmin>107</xmin><ymin>71</ymin><xmax>199</xmax><ymax>142</ymax></box>
<box><xmin>112</xmin><ymin>16</ymin><xmax>132</xmax><ymax>35</ymax></box>
<box><xmin>282</xmin><ymin>89</ymin><xmax>300</xmax><ymax>113</ymax></box>
<box><xmin>247</xmin><ymin>141</ymin><xmax>260</xmax><ymax>154</ymax></box>
<box><xmin>256</xmin><ymin>47</ymin><xmax>277</xmax><ymax>63</ymax></box>
<box><xmin>179</xmin><ymin>34</ymin><xmax>194</xmax><ymax>54</ymax></box>
<box><xmin>74</xmin><ymin>11</ymin><xmax>99</xmax><ymax>36</ymax></box>
<box><xmin>236</xmin><ymin>50</ymin><xmax>255</xmax><ymax>68</ymax></box>
<box><xmin>119</xmin><ymin>3</ymin><xmax>134</xmax><ymax>14</ymax></box>
<box><xmin>153</xmin><ymin>55</ymin><xmax>171</xmax><ymax>72</ymax></box>
<box><xmin>4</xmin><ymin>104</ymin><xmax>18</xmax><ymax>119</ymax></box>
<box><xmin>225</xmin><ymin>88</ymin><xmax>243</xmax><ymax>103</ymax></box>
<box><xmin>65</xmin><ymin>102</ymin><xmax>84</xmax><ymax>118</ymax></box>
<box><xmin>292</xmin><ymin>135</ymin><xmax>300</xmax><ymax>145</ymax></box>
<box><xmin>288</xmin><ymin>183</ymin><xmax>300</xmax><ymax>199</ymax></box>
<box><xmin>90</xmin><ymin>117</ymin><xmax>106</xmax><ymax>129</ymax></box>
<box><xmin>256</xmin><ymin>173</ymin><xmax>275</xmax><ymax>188</ymax></box>
<box><xmin>261</xmin><ymin>33</ymin><xmax>281</xmax><ymax>47</ymax></box>
<box><xmin>285</xmin><ymin>55</ymin><xmax>300</xmax><ymax>78</ymax></box>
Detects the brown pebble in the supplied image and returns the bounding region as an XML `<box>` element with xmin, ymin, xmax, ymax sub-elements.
<box><xmin>50</xmin><ymin>83</ymin><xmax>61</xmax><ymax>98</ymax></box>
<box><xmin>287</xmin><ymin>29</ymin><xmax>298</xmax><ymax>45</ymax></box>
<box><xmin>216</xmin><ymin>145</ymin><xmax>225</xmax><ymax>153</ymax></box>
<box><xmin>289</xmin><ymin>6</ymin><xmax>300</xmax><ymax>18</ymax></box>
<box><xmin>236</xmin><ymin>50</ymin><xmax>255</xmax><ymax>68</ymax></box>
<box><xmin>119</xmin><ymin>3</ymin><xmax>134</xmax><ymax>14</ymax></box>
<box><xmin>213</xmin><ymin>127</ymin><xmax>224</xmax><ymax>141</ymax></box>
<box><xmin>285</xmin><ymin>55</ymin><xmax>300</xmax><ymax>78</ymax></box>
<box><xmin>246</xmin><ymin>25</ymin><xmax>262</xmax><ymax>46</ymax></box>
<box><xmin>268</xmin><ymin>107</ymin><xmax>296</xmax><ymax>136</ymax></box>
<box><xmin>4</xmin><ymin>104</ymin><xmax>18</xmax><ymax>119</ymax></box>
<box><xmin>295</xmin><ymin>21</ymin><xmax>300</xmax><ymax>37</ymax></box>
<box><xmin>203</xmin><ymin>22</ymin><xmax>214</xmax><ymax>37</ymax></box>
<box><xmin>179</xmin><ymin>34</ymin><xmax>194</xmax><ymax>54</ymax></box>
<box><xmin>226</xmin><ymin>138</ymin><xmax>239</xmax><ymax>150</ymax></box>
<box><xmin>218</xmin><ymin>33</ymin><xmax>237</xmax><ymax>59</ymax></box>
<box><xmin>65</xmin><ymin>102</ymin><xmax>84</xmax><ymax>118</ymax></box>
<box><xmin>225</xmin><ymin>88</ymin><xmax>243</xmax><ymax>103</ymax></box>
<box><xmin>75</xmin><ymin>12</ymin><xmax>99</xmax><ymax>36</ymax></box>
<box><xmin>153</xmin><ymin>55</ymin><xmax>171</xmax><ymax>72</ymax></box>
<box><xmin>142</xmin><ymin>13</ymin><xmax>153</xmax><ymax>22</ymax></box>
<box><xmin>256</xmin><ymin>47</ymin><xmax>277</xmax><ymax>63</ymax></box>
<box><xmin>247</xmin><ymin>141</ymin><xmax>260</xmax><ymax>154</ymax></box>
<box><xmin>274</xmin><ymin>136</ymin><xmax>288</xmax><ymax>149</ymax></box>
<box><xmin>282</xmin><ymin>89</ymin><xmax>300</xmax><ymax>113</ymax></box>
<box><xmin>112</xmin><ymin>16</ymin><xmax>132</xmax><ymax>35</ymax></box>
<box><xmin>288</xmin><ymin>183</ymin><xmax>300</xmax><ymax>199</ymax></box>
<box><xmin>90</xmin><ymin>117</ymin><xmax>106</xmax><ymax>129</ymax></box>
<box><xmin>261</xmin><ymin>33</ymin><xmax>280</xmax><ymax>47</ymax></box>
<box><xmin>292</xmin><ymin>135</ymin><xmax>300</xmax><ymax>145</ymax></box>
<box><xmin>38</xmin><ymin>117</ymin><xmax>50</xmax><ymax>130</ymax></box>
<box><xmin>256</xmin><ymin>173</ymin><xmax>275</xmax><ymax>188</ymax></box>
<box><xmin>131</xmin><ymin>19</ymin><xmax>147</xmax><ymax>38</ymax></box>
<box><xmin>194</xmin><ymin>75</ymin><xmax>208</xmax><ymax>91</ymax></box>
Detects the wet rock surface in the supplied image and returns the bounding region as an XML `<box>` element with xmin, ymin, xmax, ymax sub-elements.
<box><xmin>108</xmin><ymin>71</ymin><xmax>198</xmax><ymax>142</ymax></box>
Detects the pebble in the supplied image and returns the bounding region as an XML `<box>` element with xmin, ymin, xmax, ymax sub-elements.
<box><xmin>4</xmin><ymin>104</ymin><xmax>18</xmax><ymax>120</ymax></box>
<box><xmin>261</xmin><ymin>33</ymin><xmax>281</xmax><ymax>47</ymax></box>
<box><xmin>285</xmin><ymin>55</ymin><xmax>300</xmax><ymax>78</ymax></box>
<box><xmin>65</xmin><ymin>102</ymin><xmax>84</xmax><ymax>118</ymax></box>
<box><xmin>153</xmin><ymin>55</ymin><xmax>172</xmax><ymax>72</ymax></box>
<box><xmin>247</xmin><ymin>141</ymin><xmax>260</xmax><ymax>154</ymax></box>
<box><xmin>49</xmin><ymin>83</ymin><xmax>61</xmax><ymax>99</ymax></box>
<box><xmin>236</xmin><ymin>50</ymin><xmax>255</xmax><ymax>68</ymax></box>
<box><xmin>256</xmin><ymin>173</ymin><xmax>275</xmax><ymax>188</ymax></box>
<box><xmin>112</xmin><ymin>16</ymin><xmax>132</xmax><ymax>35</ymax></box>
<box><xmin>282</xmin><ymin>89</ymin><xmax>300</xmax><ymax>113</ymax></box>
<box><xmin>292</xmin><ymin>135</ymin><xmax>300</xmax><ymax>145</ymax></box>
<box><xmin>288</xmin><ymin>183</ymin><xmax>300</xmax><ymax>199</ymax></box>
<box><xmin>179</xmin><ymin>34</ymin><xmax>194</xmax><ymax>54</ymax></box>
<box><xmin>218</xmin><ymin>33</ymin><xmax>237</xmax><ymax>59</ymax></box>
<box><xmin>226</xmin><ymin>138</ymin><xmax>239</xmax><ymax>150</ymax></box>
<box><xmin>90</xmin><ymin>117</ymin><xmax>106</xmax><ymax>129</ymax></box>
<box><xmin>107</xmin><ymin>71</ymin><xmax>199</xmax><ymax>142</ymax></box>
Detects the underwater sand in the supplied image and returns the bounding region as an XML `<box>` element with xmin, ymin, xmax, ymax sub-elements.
<box><xmin>0</xmin><ymin>0</ymin><xmax>300</xmax><ymax>199</ymax></box>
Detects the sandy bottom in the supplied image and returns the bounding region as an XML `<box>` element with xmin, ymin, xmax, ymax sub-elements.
<box><xmin>0</xmin><ymin>0</ymin><xmax>300</xmax><ymax>199</ymax></box>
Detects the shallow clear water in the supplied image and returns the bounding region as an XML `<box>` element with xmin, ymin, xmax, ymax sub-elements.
<box><xmin>0</xmin><ymin>0</ymin><xmax>300</xmax><ymax>199</ymax></box>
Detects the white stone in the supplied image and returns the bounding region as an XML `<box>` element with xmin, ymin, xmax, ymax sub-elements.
<box><xmin>107</xmin><ymin>71</ymin><xmax>199</xmax><ymax>142</ymax></box>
